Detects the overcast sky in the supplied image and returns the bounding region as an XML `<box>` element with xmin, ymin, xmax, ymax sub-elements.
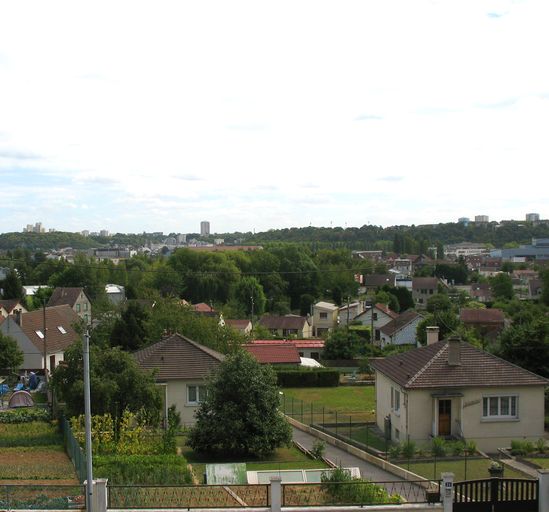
<box><xmin>1</xmin><ymin>0</ymin><xmax>548</xmax><ymax>235</ymax></box>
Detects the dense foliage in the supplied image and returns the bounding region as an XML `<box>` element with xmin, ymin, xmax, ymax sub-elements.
<box><xmin>188</xmin><ymin>350</ymin><xmax>292</xmax><ymax>458</ymax></box>
<box><xmin>276</xmin><ymin>368</ymin><xmax>340</xmax><ymax>387</ymax></box>
<box><xmin>0</xmin><ymin>331</ymin><xmax>24</xmax><ymax>371</ymax></box>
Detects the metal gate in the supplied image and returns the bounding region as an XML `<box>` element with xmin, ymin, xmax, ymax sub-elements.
<box><xmin>454</xmin><ymin>477</ymin><xmax>538</xmax><ymax>512</ymax></box>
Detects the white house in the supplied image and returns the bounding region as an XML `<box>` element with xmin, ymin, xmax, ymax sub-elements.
<box><xmin>353</xmin><ymin>303</ymin><xmax>399</xmax><ymax>344</ymax></box>
<box><xmin>379</xmin><ymin>310</ymin><xmax>422</xmax><ymax>348</ymax></box>
<box><xmin>370</xmin><ymin>335</ymin><xmax>548</xmax><ymax>452</ymax></box>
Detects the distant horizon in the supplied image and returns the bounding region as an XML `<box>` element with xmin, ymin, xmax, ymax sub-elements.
<box><xmin>5</xmin><ymin>213</ymin><xmax>547</xmax><ymax>238</ymax></box>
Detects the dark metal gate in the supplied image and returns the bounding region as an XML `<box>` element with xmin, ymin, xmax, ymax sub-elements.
<box><xmin>454</xmin><ymin>478</ymin><xmax>538</xmax><ymax>512</ymax></box>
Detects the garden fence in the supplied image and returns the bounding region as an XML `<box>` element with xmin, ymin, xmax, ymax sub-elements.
<box><xmin>60</xmin><ymin>416</ymin><xmax>87</xmax><ymax>483</ymax></box>
<box><xmin>0</xmin><ymin>484</ymin><xmax>85</xmax><ymax>510</ymax></box>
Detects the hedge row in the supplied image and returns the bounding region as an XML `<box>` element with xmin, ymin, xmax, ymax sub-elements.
<box><xmin>276</xmin><ymin>369</ymin><xmax>339</xmax><ymax>387</ymax></box>
<box><xmin>0</xmin><ymin>407</ymin><xmax>51</xmax><ymax>423</ymax></box>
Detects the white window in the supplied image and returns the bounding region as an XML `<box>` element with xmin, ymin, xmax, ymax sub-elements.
<box><xmin>320</xmin><ymin>312</ymin><xmax>328</xmax><ymax>319</ymax></box>
<box><xmin>187</xmin><ymin>385</ymin><xmax>207</xmax><ymax>405</ymax></box>
<box><xmin>391</xmin><ymin>387</ymin><xmax>400</xmax><ymax>413</ymax></box>
<box><xmin>482</xmin><ymin>396</ymin><xmax>518</xmax><ymax>419</ymax></box>
<box><xmin>35</xmin><ymin>330</ymin><xmax>44</xmax><ymax>339</ymax></box>
<box><xmin>57</xmin><ymin>326</ymin><xmax>67</xmax><ymax>334</ymax></box>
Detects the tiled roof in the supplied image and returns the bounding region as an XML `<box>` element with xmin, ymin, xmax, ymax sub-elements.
<box><xmin>364</xmin><ymin>274</ymin><xmax>395</xmax><ymax>287</ymax></box>
<box><xmin>134</xmin><ymin>333</ymin><xmax>224</xmax><ymax>380</ymax></box>
<box><xmin>370</xmin><ymin>340</ymin><xmax>548</xmax><ymax>389</ymax></box>
<box><xmin>243</xmin><ymin>344</ymin><xmax>301</xmax><ymax>364</ymax></box>
<box><xmin>251</xmin><ymin>339</ymin><xmax>325</xmax><ymax>349</ymax></box>
<box><xmin>192</xmin><ymin>302</ymin><xmax>215</xmax><ymax>313</ymax></box>
<box><xmin>225</xmin><ymin>319</ymin><xmax>251</xmax><ymax>329</ymax></box>
<box><xmin>459</xmin><ymin>308</ymin><xmax>505</xmax><ymax>324</ymax></box>
<box><xmin>0</xmin><ymin>299</ymin><xmax>23</xmax><ymax>315</ymax></box>
<box><xmin>314</xmin><ymin>301</ymin><xmax>338</xmax><ymax>311</ymax></box>
<box><xmin>412</xmin><ymin>277</ymin><xmax>438</xmax><ymax>289</ymax></box>
<box><xmin>259</xmin><ymin>315</ymin><xmax>309</xmax><ymax>330</ymax></box>
<box><xmin>48</xmin><ymin>287</ymin><xmax>86</xmax><ymax>308</ymax></box>
<box><xmin>375</xmin><ymin>303</ymin><xmax>399</xmax><ymax>319</ymax></box>
<box><xmin>380</xmin><ymin>310</ymin><xmax>422</xmax><ymax>336</ymax></box>
<box><xmin>17</xmin><ymin>305</ymin><xmax>80</xmax><ymax>353</ymax></box>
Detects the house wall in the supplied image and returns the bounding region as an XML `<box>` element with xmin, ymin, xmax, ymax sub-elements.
<box><xmin>375</xmin><ymin>372</ymin><xmax>409</xmax><ymax>442</ymax></box>
<box><xmin>459</xmin><ymin>385</ymin><xmax>545</xmax><ymax>452</ymax></box>
<box><xmin>381</xmin><ymin>318</ymin><xmax>421</xmax><ymax>347</ymax></box>
<box><xmin>165</xmin><ymin>379</ymin><xmax>207</xmax><ymax>426</ymax></box>
<box><xmin>0</xmin><ymin>318</ymin><xmax>42</xmax><ymax>370</ymax></box>
<box><xmin>312</xmin><ymin>306</ymin><xmax>338</xmax><ymax>336</ymax></box>
<box><xmin>74</xmin><ymin>291</ymin><xmax>92</xmax><ymax>325</ymax></box>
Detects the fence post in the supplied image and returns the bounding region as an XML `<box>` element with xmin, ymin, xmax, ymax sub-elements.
<box><xmin>94</xmin><ymin>479</ymin><xmax>108</xmax><ymax>512</ymax></box>
<box><xmin>322</xmin><ymin>407</ymin><xmax>325</xmax><ymax>427</ymax></box>
<box><xmin>300</xmin><ymin>400</ymin><xmax>303</xmax><ymax>422</ymax></box>
<box><xmin>441</xmin><ymin>472</ymin><xmax>454</xmax><ymax>512</ymax></box>
<box><xmin>270</xmin><ymin>476</ymin><xmax>282</xmax><ymax>512</ymax></box>
<box><xmin>349</xmin><ymin>416</ymin><xmax>352</xmax><ymax>439</ymax></box>
<box><xmin>539</xmin><ymin>470</ymin><xmax>549</xmax><ymax>512</ymax></box>
<box><xmin>310</xmin><ymin>402</ymin><xmax>313</xmax><ymax>426</ymax></box>
<box><xmin>335</xmin><ymin>411</ymin><xmax>338</xmax><ymax>436</ymax></box>
<box><xmin>291</xmin><ymin>397</ymin><xmax>294</xmax><ymax>417</ymax></box>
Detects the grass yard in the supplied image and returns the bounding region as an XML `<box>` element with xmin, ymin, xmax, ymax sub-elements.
<box><xmin>523</xmin><ymin>457</ymin><xmax>549</xmax><ymax>469</ymax></box>
<box><xmin>282</xmin><ymin>386</ymin><xmax>375</xmax><ymax>420</ymax></box>
<box><xmin>403</xmin><ymin>458</ymin><xmax>533</xmax><ymax>482</ymax></box>
<box><xmin>178</xmin><ymin>438</ymin><xmax>327</xmax><ymax>482</ymax></box>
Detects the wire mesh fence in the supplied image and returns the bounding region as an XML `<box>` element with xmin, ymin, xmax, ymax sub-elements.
<box><xmin>0</xmin><ymin>484</ymin><xmax>85</xmax><ymax>510</ymax></box>
<box><xmin>107</xmin><ymin>484</ymin><xmax>270</xmax><ymax>509</ymax></box>
<box><xmin>60</xmin><ymin>416</ymin><xmax>87</xmax><ymax>483</ymax></box>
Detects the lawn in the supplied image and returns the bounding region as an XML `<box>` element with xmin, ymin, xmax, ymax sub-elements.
<box><xmin>177</xmin><ymin>438</ymin><xmax>327</xmax><ymax>481</ymax></box>
<box><xmin>281</xmin><ymin>386</ymin><xmax>375</xmax><ymax>420</ymax></box>
<box><xmin>524</xmin><ymin>457</ymin><xmax>549</xmax><ymax>469</ymax></box>
<box><xmin>403</xmin><ymin>458</ymin><xmax>533</xmax><ymax>482</ymax></box>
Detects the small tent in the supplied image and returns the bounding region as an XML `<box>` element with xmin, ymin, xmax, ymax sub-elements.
<box><xmin>8</xmin><ymin>390</ymin><xmax>34</xmax><ymax>408</ymax></box>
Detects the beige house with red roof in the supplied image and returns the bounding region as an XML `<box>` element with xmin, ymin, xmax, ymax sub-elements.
<box><xmin>0</xmin><ymin>305</ymin><xmax>81</xmax><ymax>372</ymax></box>
<box><xmin>134</xmin><ymin>333</ymin><xmax>224</xmax><ymax>426</ymax></box>
<box><xmin>258</xmin><ymin>314</ymin><xmax>313</xmax><ymax>339</ymax></box>
<box><xmin>370</xmin><ymin>336</ymin><xmax>548</xmax><ymax>452</ymax></box>
<box><xmin>0</xmin><ymin>299</ymin><xmax>27</xmax><ymax>319</ymax></box>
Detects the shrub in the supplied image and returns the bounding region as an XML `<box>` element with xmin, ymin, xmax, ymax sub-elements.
<box><xmin>536</xmin><ymin>438</ymin><xmax>546</xmax><ymax>454</ymax></box>
<box><xmin>0</xmin><ymin>408</ymin><xmax>51</xmax><ymax>423</ymax></box>
<box><xmin>311</xmin><ymin>439</ymin><xmax>326</xmax><ymax>459</ymax></box>
<box><xmin>276</xmin><ymin>368</ymin><xmax>340</xmax><ymax>387</ymax></box>
<box><xmin>449</xmin><ymin>441</ymin><xmax>465</xmax><ymax>456</ymax></box>
<box><xmin>510</xmin><ymin>440</ymin><xmax>536</xmax><ymax>456</ymax></box>
<box><xmin>431</xmin><ymin>437</ymin><xmax>446</xmax><ymax>457</ymax></box>
<box><xmin>401</xmin><ymin>440</ymin><xmax>416</xmax><ymax>459</ymax></box>
<box><xmin>388</xmin><ymin>444</ymin><xmax>401</xmax><ymax>459</ymax></box>
<box><xmin>465</xmin><ymin>440</ymin><xmax>477</xmax><ymax>455</ymax></box>
<box><xmin>321</xmin><ymin>466</ymin><xmax>401</xmax><ymax>505</ymax></box>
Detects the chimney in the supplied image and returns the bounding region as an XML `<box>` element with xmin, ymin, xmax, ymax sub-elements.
<box><xmin>426</xmin><ymin>326</ymin><xmax>439</xmax><ymax>345</ymax></box>
<box><xmin>14</xmin><ymin>310</ymin><xmax>22</xmax><ymax>327</ymax></box>
<box><xmin>447</xmin><ymin>336</ymin><xmax>462</xmax><ymax>366</ymax></box>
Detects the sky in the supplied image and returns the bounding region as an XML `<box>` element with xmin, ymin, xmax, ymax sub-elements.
<box><xmin>1</xmin><ymin>0</ymin><xmax>548</xmax><ymax>235</ymax></box>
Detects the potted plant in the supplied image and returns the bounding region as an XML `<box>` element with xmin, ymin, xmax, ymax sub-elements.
<box><xmin>488</xmin><ymin>461</ymin><xmax>504</xmax><ymax>478</ymax></box>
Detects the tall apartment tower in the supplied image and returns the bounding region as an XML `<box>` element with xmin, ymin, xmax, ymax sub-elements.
<box><xmin>526</xmin><ymin>213</ymin><xmax>540</xmax><ymax>223</ymax></box>
<box><xmin>475</xmin><ymin>215</ymin><xmax>489</xmax><ymax>224</ymax></box>
<box><xmin>200</xmin><ymin>221</ymin><xmax>210</xmax><ymax>236</ymax></box>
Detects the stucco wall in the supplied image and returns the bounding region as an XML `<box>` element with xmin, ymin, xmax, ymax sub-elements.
<box><xmin>165</xmin><ymin>379</ymin><xmax>207</xmax><ymax>426</ymax></box>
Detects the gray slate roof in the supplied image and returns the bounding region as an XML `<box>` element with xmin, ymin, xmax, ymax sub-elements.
<box><xmin>370</xmin><ymin>340</ymin><xmax>548</xmax><ymax>389</ymax></box>
<box><xmin>133</xmin><ymin>333</ymin><xmax>224</xmax><ymax>381</ymax></box>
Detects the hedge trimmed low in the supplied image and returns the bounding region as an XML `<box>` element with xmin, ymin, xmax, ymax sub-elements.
<box><xmin>276</xmin><ymin>368</ymin><xmax>339</xmax><ymax>387</ymax></box>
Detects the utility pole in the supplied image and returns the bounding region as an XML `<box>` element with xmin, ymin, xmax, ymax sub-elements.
<box><xmin>83</xmin><ymin>331</ymin><xmax>94</xmax><ymax>512</ymax></box>
<box><xmin>42</xmin><ymin>300</ymin><xmax>48</xmax><ymax>385</ymax></box>
<box><xmin>346</xmin><ymin>296</ymin><xmax>350</xmax><ymax>343</ymax></box>
<box><xmin>250</xmin><ymin>292</ymin><xmax>255</xmax><ymax>340</ymax></box>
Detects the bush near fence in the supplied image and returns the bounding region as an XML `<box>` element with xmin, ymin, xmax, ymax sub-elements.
<box><xmin>276</xmin><ymin>368</ymin><xmax>339</xmax><ymax>387</ymax></box>
<box><xmin>0</xmin><ymin>407</ymin><xmax>51</xmax><ymax>423</ymax></box>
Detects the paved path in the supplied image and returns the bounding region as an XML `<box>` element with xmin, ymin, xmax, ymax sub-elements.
<box><xmin>291</xmin><ymin>427</ymin><xmax>431</xmax><ymax>503</ymax></box>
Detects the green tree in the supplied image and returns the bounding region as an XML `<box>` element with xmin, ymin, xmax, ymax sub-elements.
<box><xmin>497</xmin><ymin>317</ymin><xmax>549</xmax><ymax>377</ymax></box>
<box><xmin>416</xmin><ymin>311</ymin><xmax>461</xmax><ymax>345</ymax></box>
<box><xmin>323</xmin><ymin>328</ymin><xmax>362</xmax><ymax>359</ymax></box>
<box><xmin>1</xmin><ymin>269</ymin><xmax>23</xmax><ymax>300</ymax></box>
<box><xmin>0</xmin><ymin>331</ymin><xmax>23</xmax><ymax>370</ymax></box>
<box><xmin>51</xmin><ymin>343</ymin><xmax>162</xmax><ymax>425</ymax></box>
<box><xmin>188</xmin><ymin>350</ymin><xmax>291</xmax><ymax>457</ymax></box>
<box><xmin>232</xmin><ymin>276</ymin><xmax>266</xmax><ymax>317</ymax></box>
<box><xmin>490</xmin><ymin>273</ymin><xmax>514</xmax><ymax>301</ymax></box>
<box><xmin>541</xmin><ymin>269</ymin><xmax>549</xmax><ymax>307</ymax></box>
<box><xmin>110</xmin><ymin>302</ymin><xmax>150</xmax><ymax>350</ymax></box>
<box><xmin>426</xmin><ymin>293</ymin><xmax>452</xmax><ymax>313</ymax></box>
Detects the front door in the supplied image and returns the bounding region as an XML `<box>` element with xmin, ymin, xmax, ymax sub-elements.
<box><xmin>438</xmin><ymin>399</ymin><xmax>451</xmax><ymax>436</ymax></box>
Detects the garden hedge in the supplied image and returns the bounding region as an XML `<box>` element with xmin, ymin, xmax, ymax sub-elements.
<box><xmin>276</xmin><ymin>368</ymin><xmax>339</xmax><ymax>387</ymax></box>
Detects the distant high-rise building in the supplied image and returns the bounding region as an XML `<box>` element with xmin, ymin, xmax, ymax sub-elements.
<box><xmin>526</xmin><ymin>213</ymin><xmax>540</xmax><ymax>223</ymax></box>
<box><xmin>100</xmin><ymin>229</ymin><xmax>110</xmax><ymax>237</ymax></box>
<box><xmin>81</xmin><ymin>230</ymin><xmax>90</xmax><ymax>237</ymax></box>
<box><xmin>458</xmin><ymin>217</ymin><xmax>470</xmax><ymax>226</ymax></box>
<box><xmin>34</xmin><ymin>222</ymin><xmax>45</xmax><ymax>233</ymax></box>
<box><xmin>177</xmin><ymin>234</ymin><xmax>187</xmax><ymax>244</ymax></box>
<box><xmin>200</xmin><ymin>221</ymin><xmax>210</xmax><ymax>236</ymax></box>
<box><xmin>475</xmin><ymin>215</ymin><xmax>489</xmax><ymax>224</ymax></box>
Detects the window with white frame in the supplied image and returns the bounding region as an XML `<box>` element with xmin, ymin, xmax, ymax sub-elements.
<box><xmin>187</xmin><ymin>385</ymin><xmax>207</xmax><ymax>405</ymax></box>
<box><xmin>391</xmin><ymin>387</ymin><xmax>400</xmax><ymax>413</ymax></box>
<box><xmin>482</xmin><ymin>395</ymin><xmax>518</xmax><ymax>419</ymax></box>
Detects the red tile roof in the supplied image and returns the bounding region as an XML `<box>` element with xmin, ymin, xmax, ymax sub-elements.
<box><xmin>47</xmin><ymin>287</ymin><xmax>87</xmax><ymax>308</ymax></box>
<box><xmin>0</xmin><ymin>299</ymin><xmax>24</xmax><ymax>315</ymax></box>
<box><xmin>459</xmin><ymin>308</ymin><xmax>505</xmax><ymax>324</ymax></box>
<box><xmin>380</xmin><ymin>310</ymin><xmax>422</xmax><ymax>336</ymax></box>
<box><xmin>251</xmin><ymin>339</ymin><xmax>325</xmax><ymax>349</ymax></box>
<box><xmin>192</xmin><ymin>302</ymin><xmax>215</xmax><ymax>313</ymax></box>
<box><xmin>370</xmin><ymin>339</ymin><xmax>548</xmax><ymax>389</ymax></box>
<box><xmin>243</xmin><ymin>344</ymin><xmax>301</xmax><ymax>364</ymax></box>
<box><xmin>134</xmin><ymin>333</ymin><xmax>224</xmax><ymax>380</ymax></box>
<box><xmin>375</xmin><ymin>303</ymin><xmax>399</xmax><ymax>319</ymax></box>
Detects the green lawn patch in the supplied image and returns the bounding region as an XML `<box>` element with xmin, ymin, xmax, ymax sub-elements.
<box><xmin>0</xmin><ymin>421</ymin><xmax>62</xmax><ymax>447</ymax></box>
<box><xmin>349</xmin><ymin>425</ymin><xmax>387</xmax><ymax>452</ymax></box>
<box><xmin>281</xmin><ymin>386</ymin><xmax>375</xmax><ymax>419</ymax></box>
<box><xmin>403</xmin><ymin>458</ymin><xmax>533</xmax><ymax>482</ymax></box>
<box><xmin>524</xmin><ymin>457</ymin><xmax>549</xmax><ymax>469</ymax></box>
